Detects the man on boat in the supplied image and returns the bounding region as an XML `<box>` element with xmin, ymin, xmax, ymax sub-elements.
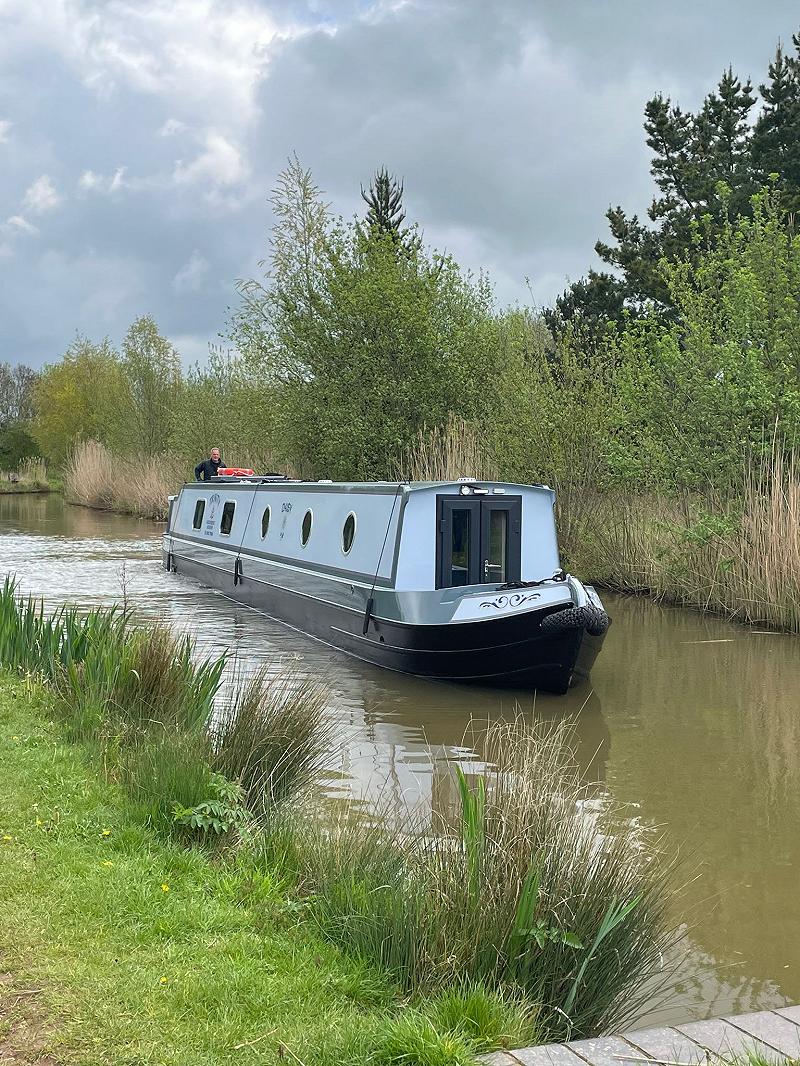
<box><xmin>194</xmin><ymin>447</ymin><xmax>225</xmax><ymax>481</ymax></box>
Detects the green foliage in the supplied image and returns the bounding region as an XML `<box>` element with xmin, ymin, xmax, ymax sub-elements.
<box><xmin>274</xmin><ymin>716</ymin><xmax>680</xmax><ymax>1042</ymax></box>
<box><xmin>427</xmin><ymin>984</ymin><xmax>539</xmax><ymax>1052</ymax></box>
<box><xmin>212</xmin><ymin>665</ymin><xmax>334</xmax><ymax>822</ymax></box>
<box><xmin>172</xmin><ymin>772</ymin><xmax>250</xmax><ymax>837</ymax></box>
<box><xmin>554</xmin><ymin>33</ymin><xmax>800</xmax><ymax>327</ymax></box>
<box><xmin>0</xmin><ymin>362</ymin><xmax>37</xmax><ymax>428</ymax></box>
<box><xmin>32</xmin><ymin>335</ymin><xmax>122</xmax><ymax>464</ymax></box>
<box><xmin>610</xmin><ymin>187</ymin><xmax>800</xmax><ymax>486</ymax></box>
<box><xmin>230</xmin><ymin>156</ymin><xmax>519</xmax><ymax>480</ymax></box>
<box><xmin>110</xmin><ymin>315</ymin><xmax>183</xmax><ymax>457</ymax></box>
<box><xmin>0</xmin><ymin>424</ymin><xmax>39</xmax><ymax>469</ymax></box>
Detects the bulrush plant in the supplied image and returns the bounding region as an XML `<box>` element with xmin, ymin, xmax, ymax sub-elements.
<box><xmin>284</xmin><ymin>715</ymin><xmax>680</xmax><ymax>1042</ymax></box>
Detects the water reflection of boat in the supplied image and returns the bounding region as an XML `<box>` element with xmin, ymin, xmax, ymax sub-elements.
<box><xmin>163</xmin><ymin>476</ymin><xmax>610</xmax><ymax>693</ymax></box>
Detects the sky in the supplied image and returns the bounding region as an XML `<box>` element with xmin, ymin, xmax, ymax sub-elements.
<box><xmin>3</xmin><ymin>0</ymin><xmax>800</xmax><ymax>370</ymax></box>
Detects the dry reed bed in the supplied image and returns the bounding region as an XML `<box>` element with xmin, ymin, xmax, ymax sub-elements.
<box><xmin>574</xmin><ymin>450</ymin><xmax>800</xmax><ymax>631</ymax></box>
<box><xmin>64</xmin><ymin>440</ymin><xmax>185</xmax><ymax>520</ymax></box>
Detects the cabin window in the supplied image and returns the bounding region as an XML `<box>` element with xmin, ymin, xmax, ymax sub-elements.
<box><xmin>261</xmin><ymin>506</ymin><xmax>271</xmax><ymax>539</ymax></box>
<box><xmin>301</xmin><ymin>509</ymin><xmax>313</xmax><ymax>546</ymax></box>
<box><xmin>342</xmin><ymin>512</ymin><xmax>356</xmax><ymax>555</ymax></box>
<box><xmin>220</xmin><ymin>501</ymin><xmax>235</xmax><ymax>535</ymax></box>
<box><xmin>192</xmin><ymin>499</ymin><xmax>205</xmax><ymax>530</ymax></box>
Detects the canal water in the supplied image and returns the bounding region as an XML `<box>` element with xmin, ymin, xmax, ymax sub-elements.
<box><xmin>2</xmin><ymin>492</ymin><xmax>799</xmax><ymax>1025</ymax></box>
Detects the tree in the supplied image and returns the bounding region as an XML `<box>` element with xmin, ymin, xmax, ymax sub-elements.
<box><xmin>551</xmin><ymin>62</ymin><xmax>762</xmax><ymax>330</ymax></box>
<box><xmin>361</xmin><ymin>167</ymin><xmax>407</xmax><ymax>241</ymax></box>
<box><xmin>230</xmin><ymin>160</ymin><xmax>515</xmax><ymax>479</ymax></box>
<box><xmin>751</xmin><ymin>39</ymin><xmax>800</xmax><ymax>215</ymax></box>
<box><xmin>611</xmin><ymin>187</ymin><xmax>800</xmax><ymax>487</ymax></box>
<box><xmin>112</xmin><ymin>316</ymin><xmax>183</xmax><ymax>457</ymax></box>
<box><xmin>0</xmin><ymin>363</ymin><xmax>38</xmax><ymax>428</ymax></box>
<box><xmin>32</xmin><ymin>337</ymin><xmax>122</xmax><ymax>463</ymax></box>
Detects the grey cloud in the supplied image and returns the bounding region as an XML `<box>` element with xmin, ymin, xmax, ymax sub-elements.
<box><xmin>3</xmin><ymin>0</ymin><xmax>800</xmax><ymax>369</ymax></box>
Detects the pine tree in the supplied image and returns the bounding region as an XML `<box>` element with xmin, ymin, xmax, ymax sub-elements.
<box><xmin>751</xmin><ymin>41</ymin><xmax>800</xmax><ymax>214</ymax></box>
<box><xmin>361</xmin><ymin>168</ymin><xmax>407</xmax><ymax>239</ymax></box>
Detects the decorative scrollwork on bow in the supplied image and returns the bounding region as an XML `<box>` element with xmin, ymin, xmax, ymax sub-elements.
<box><xmin>479</xmin><ymin>592</ymin><xmax>541</xmax><ymax>610</ymax></box>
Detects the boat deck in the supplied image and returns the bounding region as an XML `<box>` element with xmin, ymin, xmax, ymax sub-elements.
<box><xmin>484</xmin><ymin>1006</ymin><xmax>800</xmax><ymax>1065</ymax></box>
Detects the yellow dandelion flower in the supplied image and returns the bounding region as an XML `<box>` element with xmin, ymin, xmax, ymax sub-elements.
<box><xmin>35</xmin><ymin>818</ymin><xmax>43</xmax><ymax>827</ymax></box>
<box><xmin>101</xmin><ymin>828</ymin><xmax>111</xmax><ymax>837</ymax></box>
<box><xmin>159</xmin><ymin>976</ymin><xmax>168</xmax><ymax>985</ymax></box>
<box><xmin>102</xmin><ymin>861</ymin><xmax>114</xmax><ymax>868</ymax></box>
<box><xmin>161</xmin><ymin>883</ymin><xmax>169</xmax><ymax>893</ymax></box>
<box><xmin>2</xmin><ymin>835</ymin><xmax>11</xmax><ymax>843</ymax></box>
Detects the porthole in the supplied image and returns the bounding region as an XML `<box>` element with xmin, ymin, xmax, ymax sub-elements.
<box><xmin>261</xmin><ymin>505</ymin><xmax>271</xmax><ymax>539</ymax></box>
<box><xmin>342</xmin><ymin>512</ymin><xmax>356</xmax><ymax>555</ymax></box>
<box><xmin>301</xmin><ymin>509</ymin><xmax>313</xmax><ymax>547</ymax></box>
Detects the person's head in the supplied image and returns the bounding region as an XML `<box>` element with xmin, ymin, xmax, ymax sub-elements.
<box><xmin>210</xmin><ymin>447</ymin><xmax>220</xmax><ymax>462</ymax></box>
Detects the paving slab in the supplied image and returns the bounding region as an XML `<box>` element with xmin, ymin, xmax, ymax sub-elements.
<box><xmin>776</xmin><ymin>1006</ymin><xmax>800</xmax><ymax>1028</ymax></box>
<box><xmin>675</xmin><ymin>1018</ymin><xmax>778</xmax><ymax>1060</ymax></box>
<box><xmin>510</xmin><ymin>1044</ymin><xmax>590</xmax><ymax>1066</ymax></box>
<box><xmin>724</xmin><ymin>1011</ymin><xmax>800</xmax><ymax>1056</ymax></box>
<box><xmin>480</xmin><ymin>1054</ymin><xmax>523</xmax><ymax>1066</ymax></box>
<box><xmin>624</xmin><ymin>1024</ymin><xmax>711</xmax><ymax>1063</ymax></box>
<box><xmin>566</xmin><ymin>1035</ymin><xmax>651</xmax><ymax>1066</ymax></box>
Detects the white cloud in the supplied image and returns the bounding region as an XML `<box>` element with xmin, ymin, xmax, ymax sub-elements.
<box><xmin>23</xmin><ymin>175</ymin><xmax>61</xmax><ymax>214</ymax></box>
<box><xmin>5</xmin><ymin>215</ymin><xmax>39</xmax><ymax>235</ymax></box>
<box><xmin>79</xmin><ymin>166</ymin><xmax>127</xmax><ymax>193</ymax></box>
<box><xmin>0</xmin><ymin>120</ymin><xmax>11</xmax><ymax>144</ymax></box>
<box><xmin>173</xmin><ymin>250</ymin><xmax>210</xmax><ymax>292</ymax></box>
<box><xmin>173</xmin><ymin>131</ymin><xmax>247</xmax><ymax>188</ymax></box>
<box><xmin>158</xmin><ymin>117</ymin><xmax>187</xmax><ymax>137</ymax></box>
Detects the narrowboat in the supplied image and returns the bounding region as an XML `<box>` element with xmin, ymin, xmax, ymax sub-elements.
<box><xmin>162</xmin><ymin>476</ymin><xmax>610</xmax><ymax>693</ymax></box>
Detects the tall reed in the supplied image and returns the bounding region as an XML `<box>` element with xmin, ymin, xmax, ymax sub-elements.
<box><xmin>571</xmin><ymin>447</ymin><xmax>800</xmax><ymax>630</ymax></box>
<box><xmin>278</xmin><ymin>715</ymin><xmax>680</xmax><ymax>1042</ymax></box>
<box><xmin>397</xmin><ymin>415</ymin><xmax>496</xmax><ymax>482</ymax></box>
<box><xmin>64</xmin><ymin>439</ymin><xmax>185</xmax><ymax>521</ymax></box>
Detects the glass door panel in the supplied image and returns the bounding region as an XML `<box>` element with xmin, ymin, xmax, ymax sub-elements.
<box><xmin>451</xmin><ymin>508</ymin><xmax>473</xmax><ymax>586</ymax></box>
<box><xmin>485</xmin><ymin>509</ymin><xmax>508</xmax><ymax>583</ymax></box>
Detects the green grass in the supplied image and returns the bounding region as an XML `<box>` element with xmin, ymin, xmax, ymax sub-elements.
<box><xmin>0</xmin><ymin>675</ymin><xmax>537</xmax><ymax>1065</ymax></box>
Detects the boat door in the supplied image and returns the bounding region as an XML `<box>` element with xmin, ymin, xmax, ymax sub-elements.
<box><xmin>436</xmin><ymin>495</ymin><xmax>522</xmax><ymax>588</ymax></box>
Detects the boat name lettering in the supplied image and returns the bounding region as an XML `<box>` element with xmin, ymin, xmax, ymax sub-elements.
<box><xmin>281</xmin><ymin>502</ymin><xmax>293</xmax><ymax>513</ymax></box>
<box><xmin>479</xmin><ymin>593</ymin><xmax>541</xmax><ymax>610</ymax></box>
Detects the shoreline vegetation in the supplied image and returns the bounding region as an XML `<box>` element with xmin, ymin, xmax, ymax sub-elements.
<box><xmin>56</xmin><ymin>431</ymin><xmax>800</xmax><ymax>637</ymax></box>
<box><xmin>0</xmin><ymin>457</ymin><xmax>52</xmax><ymax>495</ymax></box>
<box><xmin>0</xmin><ymin>580</ymin><xmax>681</xmax><ymax>1064</ymax></box>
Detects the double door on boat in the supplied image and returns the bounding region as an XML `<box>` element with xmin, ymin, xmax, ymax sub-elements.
<box><xmin>436</xmin><ymin>495</ymin><xmax>522</xmax><ymax>589</ymax></box>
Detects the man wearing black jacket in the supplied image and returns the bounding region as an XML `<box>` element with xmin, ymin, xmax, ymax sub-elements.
<box><xmin>194</xmin><ymin>447</ymin><xmax>225</xmax><ymax>481</ymax></box>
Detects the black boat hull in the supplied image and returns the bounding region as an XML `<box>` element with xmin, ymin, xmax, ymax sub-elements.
<box><xmin>164</xmin><ymin>550</ymin><xmax>606</xmax><ymax>693</ymax></box>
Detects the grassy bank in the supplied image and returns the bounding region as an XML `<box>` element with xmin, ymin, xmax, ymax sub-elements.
<box><xmin>0</xmin><ymin>581</ymin><xmax>682</xmax><ymax>1062</ymax></box>
<box><xmin>1</xmin><ymin>675</ymin><xmax>515</xmax><ymax>1065</ymax></box>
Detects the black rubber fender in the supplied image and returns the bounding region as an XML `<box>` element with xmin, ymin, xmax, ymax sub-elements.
<box><xmin>540</xmin><ymin>604</ymin><xmax>610</xmax><ymax>637</ymax></box>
